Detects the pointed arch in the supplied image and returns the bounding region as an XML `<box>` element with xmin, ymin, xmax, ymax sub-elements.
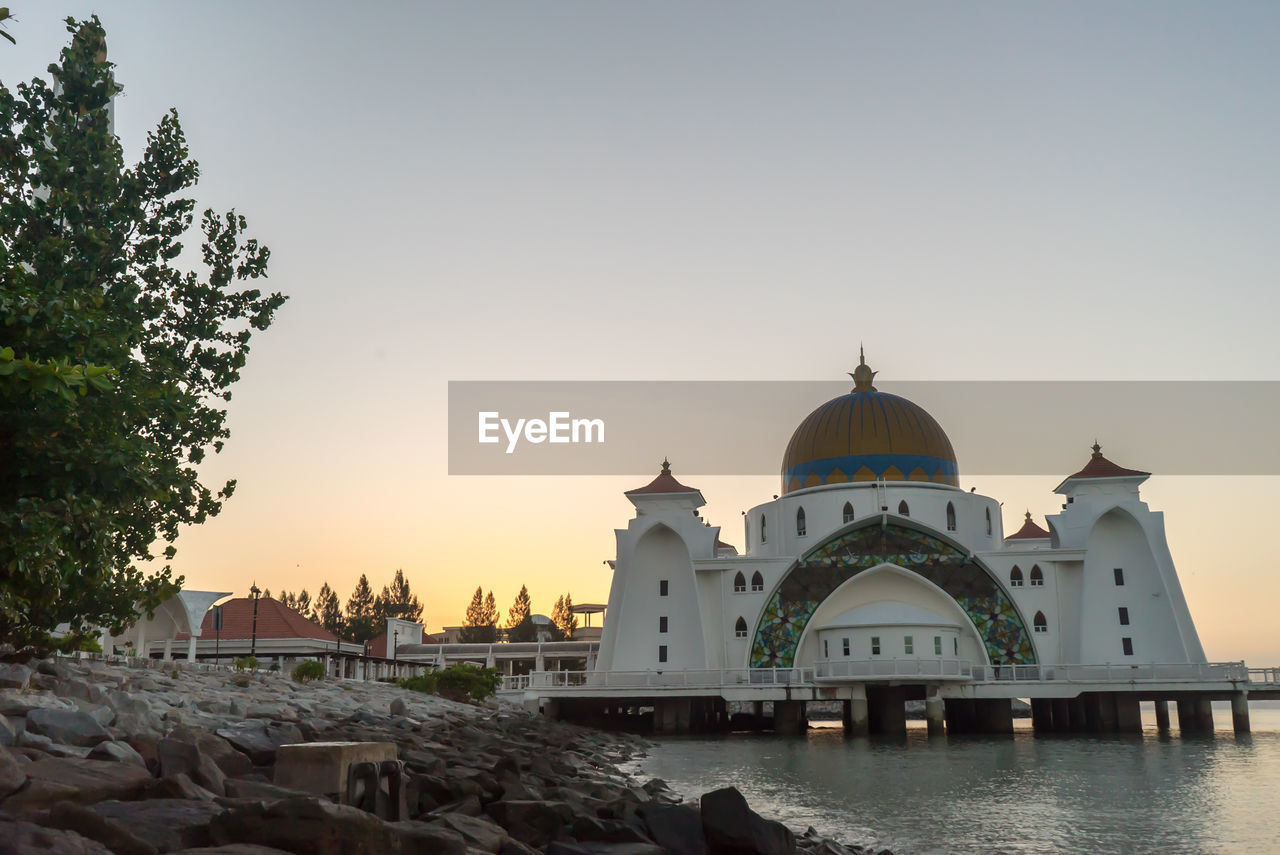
<box><xmin>796</xmin><ymin>506</ymin><xmax>807</xmax><ymax>537</ymax></box>
<box><xmin>1010</xmin><ymin>565</ymin><xmax>1024</xmax><ymax>587</ymax></box>
<box><xmin>842</xmin><ymin>501</ymin><xmax>855</xmax><ymax>524</ymax></box>
<box><xmin>751</xmin><ymin>570</ymin><xmax>764</xmax><ymax>592</ymax></box>
<box><xmin>734</xmin><ymin>616</ymin><xmax>748</xmax><ymax>638</ymax></box>
<box><xmin>946</xmin><ymin>501</ymin><xmax>957</xmax><ymax>531</ymax></box>
<box><xmin>733</xmin><ymin>571</ymin><xmax>746</xmax><ymax>593</ymax></box>
<box><xmin>1030</xmin><ymin>564</ymin><xmax>1044</xmax><ymax>587</ymax></box>
<box><xmin>1034</xmin><ymin>611</ymin><xmax>1047</xmax><ymax>633</ymax></box>
<box><xmin>898</xmin><ymin>500</ymin><xmax>910</xmax><ymax>517</ymax></box>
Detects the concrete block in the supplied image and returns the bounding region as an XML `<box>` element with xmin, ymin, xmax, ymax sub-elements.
<box><xmin>274</xmin><ymin>741</ymin><xmax>399</xmax><ymax>800</ymax></box>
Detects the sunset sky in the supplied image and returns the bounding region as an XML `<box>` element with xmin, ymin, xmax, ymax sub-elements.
<box><xmin>4</xmin><ymin>2</ymin><xmax>1278</xmax><ymax>663</ymax></box>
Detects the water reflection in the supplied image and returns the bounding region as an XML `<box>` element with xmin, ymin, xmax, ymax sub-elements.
<box><xmin>631</xmin><ymin>718</ymin><xmax>1280</xmax><ymax>855</ymax></box>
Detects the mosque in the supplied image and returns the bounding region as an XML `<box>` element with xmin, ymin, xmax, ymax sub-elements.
<box><xmin>595</xmin><ymin>352</ymin><xmax>1208</xmax><ymax>683</ymax></box>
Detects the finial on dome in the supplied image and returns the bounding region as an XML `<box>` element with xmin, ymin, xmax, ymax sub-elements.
<box><xmin>1025</xmin><ymin>510</ymin><xmax>1033</xmax><ymax>522</ymax></box>
<box><xmin>1091</xmin><ymin>441</ymin><xmax>1102</xmax><ymax>457</ymax></box>
<box><xmin>661</xmin><ymin>457</ymin><xmax>671</xmax><ymax>474</ymax></box>
<box><xmin>848</xmin><ymin>346</ymin><xmax>878</xmax><ymax>392</ymax></box>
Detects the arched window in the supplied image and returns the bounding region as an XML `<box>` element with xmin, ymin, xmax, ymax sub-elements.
<box><xmin>734</xmin><ymin>617</ymin><xmax>748</xmax><ymax>638</ymax></box>
<box><xmin>1030</xmin><ymin>565</ymin><xmax>1044</xmax><ymax>587</ymax></box>
<box><xmin>796</xmin><ymin>507</ymin><xmax>806</xmax><ymax>537</ymax></box>
<box><xmin>760</xmin><ymin>515</ymin><xmax>767</xmax><ymax>543</ymax></box>
<box><xmin>733</xmin><ymin>571</ymin><xmax>746</xmax><ymax>593</ymax></box>
<box><xmin>946</xmin><ymin>502</ymin><xmax>957</xmax><ymax>531</ymax></box>
<box><xmin>898</xmin><ymin>500</ymin><xmax>910</xmax><ymax>517</ymax></box>
<box><xmin>843</xmin><ymin>501</ymin><xmax>855</xmax><ymax>524</ymax></box>
<box><xmin>1033</xmin><ymin>611</ymin><xmax>1048</xmax><ymax>633</ymax></box>
<box><xmin>751</xmin><ymin>571</ymin><xmax>764</xmax><ymax>592</ymax></box>
<box><xmin>1010</xmin><ymin>565</ymin><xmax>1024</xmax><ymax>587</ymax></box>
<box><xmin>985</xmin><ymin>508</ymin><xmax>992</xmax><ymax>536</ymax></box>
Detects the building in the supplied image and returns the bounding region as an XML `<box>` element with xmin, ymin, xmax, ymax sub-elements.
<box><xmin>596</xmin><ymin>352</ymin><xmax>1207</xmax><ymax>679</ymax></box>
<box><xmin>174</xmin><ymin>596</ymin><xmax>363</xmax><ymax>670</ymax></box>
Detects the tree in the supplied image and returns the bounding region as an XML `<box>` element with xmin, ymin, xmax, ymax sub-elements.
<box><xmin>552</xmin><ymin>593</ymin><xmax>578</xmax><ymax>639</ymax></box>
<box><xmin>0</xmin><ymin>7</ymin><xmax>14</xmax><ymax>45</ymax></box>
<box><xmin>278</xmin><ymin>590</ymin><xmax>294</xmax><ymax>610</ymax></box>
<box><xmin>316</xmin><ymin>583</ymin><xmax>343</xmax><ymax>637</ymax></box>
<box><xmin>383</xmin><ymin>569</ymin><xmax>422</xmax><ymax>622</ymax></box>
<box><xmin>506</xmin><ymin>585</ymin><xmax>531</xmax><ymax>631</ymax></box>
<box><xmin>482</xmin><ymin>590</ymin><xmax>498</xmax><ymax>630</ymax></box>
<box><xmin>294</xmin><ymin>588</ymin><xmax>311</xmax><ymax>620</ymax></box>
<box><xmin>345</xmin><ymin>574</ymin><xmax>377</xmax><ymax>643</ymax></box>
<box><xmin>0</xmin><ymin>17</ymin><xmax>286</xmax><ymax>653</ymax></box>
<box><xmin>459</xmin><ymin>586</ymin><xmax>496</xmax><ymax>644</ymax></box>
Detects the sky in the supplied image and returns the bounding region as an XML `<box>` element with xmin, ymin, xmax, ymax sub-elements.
<box><xmin>3</xmin><ymin>2</ymin><xmax>1279</xmax><ymax>663</ymax></box>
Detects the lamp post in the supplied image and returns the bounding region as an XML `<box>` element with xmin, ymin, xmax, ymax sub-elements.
<box><xmin>249</xmin><ymin>584</ymin><xmax>261</xmax><ymax>658</ymax></box>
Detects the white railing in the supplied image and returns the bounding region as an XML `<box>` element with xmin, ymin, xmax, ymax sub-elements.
<box><xmin>500</xmin><ymin>660</ymin><xmax>1256</xmax><ymax>692</ymax></box>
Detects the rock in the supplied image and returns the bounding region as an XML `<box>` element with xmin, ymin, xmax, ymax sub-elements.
<box><xmin>1</xmin><ymin>756</ymin><xmax>154</xmax><ymax>812</ymax></box>
<box><xmin>637</xmin><ymin>803</ymin><xmax>706</xmax><ymax>855</ymax></box>
<box><xmin>485</xmin><ymin>800</ymin><xmax>575</xmax><ymax>847</ymax></box>
<box><xmin>46</xmin><ymin>801</ymin><xmax>160</xmax><ymax>855</ymax></box>
<box><xmin>2</xmin><ymin>746</ymin><xmax>27</xmax><ymax>797</ymax></box>
<box><xmin>0</xmin><ymin>714</ymin><xmax>15</xmax><ymax>746</ymax></box>
<box><xmin>214</xmin><ymin>723</ymin><xmax>300</xmax><ymax>766</ymax></box>
<box><xmin>56</xmin><ymin>679</ymin><xmax>106</xmax><ymax>705</ymax></box>
<box><xmin>158</xmin><ymin>735</ymin><xmax>228</xmax><ymax>795</ymax></box>
<box><xmin>700</xmin><ymin>787</ymin><xmax>795</xmax><ymax>855</ymax></box>
<box><xmin>0</xmin><ymin>690</ymin><xmax>76</xmax><ymax>716</ymax></box>
<box><xmin>500</xmin><ymin>840</ymin><xmax>545</xmax><ymax>855</ymax></box>
<box><xmin>548</xmin><ymin>845</ymin><xmax>664</xmax><ymax>855</ymax></box>
<box><xmin>145</xmin><ymin>772</ymin><xmax>220</xmax><ymax>802</ymax></box>
<box><xmin>389</xmin><ymin>820</ymin><xmax>468</xmax><ymax>855</ymax></box>
<box><xmin>429</xmin><ymin>812</ymin><xmax>510</xmax><ymax>853</ymax></box>
<box><xmin>195</xmin><ymin>734</ymin><xmax>254</xmax><ymax>778</ymax></box>
<box><xmin>93</xmin><ymin>798</ymin><xmax>225</xmax><ymax>852</ymax></box>
<box><xmin>0</xmin><ymin>819</ymin><xmax>115</xmax><ymax>854</ymax></box>
<box><xmin>209</xmin><ymin>796</ymin><xmax>400</xmax><ymax>855</ymax></box>
<box><xmin>25</xmin><ymin>709</ymin><xmax>111</xmax><ymax>747</ymax></box>
<box><xmin>0</xmin><ymin>663</ymin><xmax>34</xmax><ymax>690</ymax></box>
<box><xmin>222</xmin><ymin>778</ymin><xmax>312</xmax><ymax>801</ymax></box>
<box><xmin>390</xmin><ymin>698</ymin><xmax>408</xmax><ymax>717</ymax></box>
<box><xmin>244</xmin><ymin>703</ymin><xmax>297</xmax><ymax>722</ymax></box>
<box><xmin>17</xmin><ymin>729</ymin><xmax>55</xmax><ymax>751</ymax></box>
<box><xmin>87</xmin><ymin>740</ymin><xmax>147</xmax><ymax>767</ymax></box>
<box><xmin>171</xmin><ymin>848</ymin><xmax>295</xmax><ymax>855</ymax></box>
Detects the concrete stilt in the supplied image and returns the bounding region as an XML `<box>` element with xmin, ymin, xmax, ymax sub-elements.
<box><xmin>944</xmin><ymin>698</ymin><xmax>976</xmax><ymax>735</ymax></box>
<box><xmin>1177</xmin><ymin>697</ymin><xmax>1214</xmax><ymax>734</ymax></box>
<box><xmin>656</xmin><ymin>699</ymin><xmax>693</xmax><ymax>734</ymax></box>
<box><xmin>1231</xmin><ymin>693</ymin><xmax>1250</xmax><ymax>734</ymax></box>
<box><xmin>1114</xmin><ymin>694</ymin><xmax>1142</xmax><ymax>734</ymax></box>
<box><xmin>1067</xmin><ymin>696</ymin><xmax>1088</xmax><ymax>732</ymax></box>
<box><xmin>975</xmin><ymin>698</ymin><xmax>1014</xmax><ymax>734</ymax></box>
<box><xmin>925</xmin><ymin>697</ymin><xmax>945</xmax><ymax>737</ymax></box>
<box><xmin>773</xmin><ymin>700</ymin><xmax>807</xmax><ymax>736</ymax></box>
<box><xmin>847</xmin><ymin>697</ymin><xmax>869</xmax><ymax>737</ymax></box>
<box><xmin>1154</xmin><ymin>699</ymin><xmax>1171</xmax><ymax>731</ymax></box>
<box><xmin>868</xmin><ymin>687</ymin><xmax>906</xmax><ymax>736</ymax></box>
<box><xmin>1051</xmin><ymin>699</ymin><xmax>1071</xmax><ymax>732</ymax></box>
<box><xmin>1030</xmin><ymin>699</ymin><xmax>1054</xmax><ymax>733</ymax></box>
<box><xmin>1195</xmin><ymin>696</ymin><xmax>1215</xmax><ymax>732</ymax></box>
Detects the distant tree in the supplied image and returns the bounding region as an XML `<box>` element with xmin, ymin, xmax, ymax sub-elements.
<box><xmin>278</xmin><ymin>590</ymin><xmax>295</xmax><ymax>610</ymax></box>
<box><xmin>506</xmin><ymin>585</ymin><xmax>532</xmax><ymax>630</ymax></box>
<box><xmin>507</xmin><ymin>615</ymin><xmax>539</xmax><ymax>643</ymax></box>
<box><xmin>552</xmin><ymin>593</ymin><xmax>578</xmax><ymax>639</ymax></box>
<box><xmin>383</xmin><ymin>569</ymin><xmax>422</xmax><ymax>622</ymax></box>
<box><xmin>261</xmin><ymin>588</ymin><xmax>272</xmax><ymax>600</ymax></box>
<box><xmin>482</xmin><ymin>590</ymin><xmax>498</xmax><ymax>629</ymax></box>
<box><xmin>345</xmin><ymin>574</ymin><xmax>377</xmax><ymax>643</ymax></box>
<box><xmin>316</xmin><ymin>582</ymin><xmax>344</xmax><ymax>636</ymax></box>
<box><xmin>294</xmin><ymin>588</ymin><xmax>311</xmax><ymax>619</ymax></box>
<box><xmin>459</xmin><ymin>586</ymin><xmax>497</xmax><ymax>644</ymax></box>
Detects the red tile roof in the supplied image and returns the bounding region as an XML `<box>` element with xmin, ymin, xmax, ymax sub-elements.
<box><xmin>715</xmin><ymin>537</ymin><xmax>737</xmax><ymax>552</ymax></box>
<box><xmin>626</xmin><ymin>459</ymin><xmax>699</xmax><ymax>495</ymax></box>
<box><xmin>1063</xmin><ymin>443</ymin><xmax>1150</xmax><ymax>481</ymax></box>
<box><xmin>174</xmin><ymin>597</ymin><xmax>338</xmax><ymax>642</ymax></box>
<box><xmin>1007</xmin><ymin>511</ymin><xmax>1051</xmax><ymax>540</ymax></box>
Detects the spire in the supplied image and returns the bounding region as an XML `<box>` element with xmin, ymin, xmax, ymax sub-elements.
<box><xmin>848</xmin><ymin>346</ymin><xmax>878</xmax><ymax>393</ymax></box>
<box><xmin>1024</xmin><ymin>510</ymin><xmax>1033</xmax><ymax>522</ymax></box>
<box><xmin>660</xmin><ymin>457</ymin><xmax>671</xmax><ymax>474</ymax></box>
<box><xmin>1091</xmin><ymin>440</ymin><xmax>1102</xmax><ymax>457</ymax></box>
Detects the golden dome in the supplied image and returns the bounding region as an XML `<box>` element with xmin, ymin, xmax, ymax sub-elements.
<box><xmin>782</xmin><ymin>353</ymin><xmax>958</xmax><ymax>494</ymax></box>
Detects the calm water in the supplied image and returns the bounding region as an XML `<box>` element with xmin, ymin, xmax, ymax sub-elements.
<box><xmin>626</xmin><ymin>702</ymin><xmax>1280</xmax><ymax>855</ymax></box>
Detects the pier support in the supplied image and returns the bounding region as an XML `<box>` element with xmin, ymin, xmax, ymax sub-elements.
<box><xmin>772</xmin><ymin>700</ymin><xmax>807</xmax><ymax>736</ymax></box>
<box><xmin>655</xmin><ymin>699</ymin><xmax>693</xmax><ymax>734</ymax></box>
<box><xmin>1050</xmin><ymin>699</ymin><xmax>1071</xmax><ymax>732</ymax></box>
<box><xmin>1114</xmin><ymin>694</ymin><xmax>1142</xmax><ymax>734</ymax></box>
<box><xmin>944</xmin><ymin>698</ymin><xmax>976</xmax><ymax>734</ymax></box>
<box><xmin>867</xmin><ymin>687</ymin><xmax>906</xmax><ymax>736</ymax></box>
<box><xmin>974</xmin><ymin>698</ymin><xmax>1014</xmax><ymax>734</ymax></box>
<box><xmin>1154</xmin><ymin>700</ymin><xmax>1170</xmax><ymax>731</ymax></box>
<box><xmin>1177</xmin><ymin>697</ymin><xmax>1214</xmax><ymax>734</ymax></box>
<box><xmin>1030</xmin><ymin>699</ymin><xmax>1054</xmax><ymax>733</ymax></box>
<box><xmin>1231</xmin><ymin>693</ymin><xmax>1250</xmax><ymax>735</ymax></box>
<box><xmin>924</xmin><ymin>697</ymin><xmax>945</xmax><ymax>737</ymax></box>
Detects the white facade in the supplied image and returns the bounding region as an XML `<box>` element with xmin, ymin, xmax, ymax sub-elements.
<box><xmin>596</xmin><ymin>364</ymin><xmax>1206</xmax><ymax>679</ymax></box>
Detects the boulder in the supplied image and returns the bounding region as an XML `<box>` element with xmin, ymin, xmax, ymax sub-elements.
<box><xmin>144</xmin><ymin>772</ymin><xmax>220</xmax><ymax>802</ymax></box>
<box><xmin>0</xmin><ymin>663</ymin><xmax>33</xmax><ymax>690</ymax></box>
<box><xmin>170</xmin><ymin>848</ymin><xmax>295</xmax><ymax>855</ymax></box>
<box><xmin>94</xmin><ymin>798</ymin><xmax>225</xmax><ymax>852</ymax></box>
<box><xmin>390</xmin><ymin>698</ymin><xmax>408</xmax><ymax>717</ymax></box>
<box><xmin>0</xmin><ymin>714</ymin><xmax>15</xmax><ymax>746</ymax></box>
<box><xmin>209</xmin><ymin>796</ymin><xmax>400</xmax><ymax>855</ymax></box>
<box><xmin>46</xmin><ymin>801</ymin><xmax>160</xmax><ymax>855</ymax></box>
<box><xmin>214</xmin><ymin>723</ymin><xmax>300</xmax><ymax>766</ymax></box>
<box><xmin>1</xmin><ymin>756</ymin><xmax>154</xmax><ymax>812</ymax></box>
<box><xmin>547</xmin><ymin>845</ymin><xmax>664</xmax><ymax>855</ymax></box>
<box><xmin>0</xmin><ymin>690</ymin><xmax>77</xmax><ymax>716</ymax></box>
<box><xmin>87</xmin><ymin>740</ymin><xmax>148</xmax><ymax>767</ymax></box>
<box><xmin>484</xmin><ymin>800</ymin><xmax>576</xmax><ymax>847</ymax></box>
<box><xmin>26</xmin><ymin>709</ymin><xmax>111</xmax><ymax>747</ymax></box>
<box><xmin>1</xmin><ymin>819</ymin><xmax>115</xmax><ymax>854</ymax></box>
<box><xmin>388</xmin><ymin>820</ymin><xmax>468</xmax><ymax>855</ymax></box>
<box><xmin>429</xmin><ymin>812</ymin><xmax>510</xmax><ymax>853</ymax></box>
<box><xmin>222</xmin><ymin>778</ymin><xmax>313</xmax><ymax>801</ymax></box>
<box><xmin>637</xmin><ymin>803</ymin><xmax>706</xmax><ymax>855</ymax></box>
<box><xmin>2</xmin><ymin>746</ymin><xmax>27</xmax><ymax>797</ymax></box>
<box><xmin>158</xmin><ymin>735</ymin><xmax>227</xmax><ymax>795</ymax></box>
<box><xmin>700</xmin><ymin>787</ymin><xmax>795</xmax><ymax>855</ymax></box>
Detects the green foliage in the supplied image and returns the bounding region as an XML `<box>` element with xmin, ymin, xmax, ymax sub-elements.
<box><xmin>233</xmin><ymin>656</ymin><xmax>259</xmax><ymax>672</ymax></box>
<box><xmin>378</xmin><ymin>569</ymin><xmax>422</xmax><ymax>623</ymax></box>
<box><xmin>268</xmin><ymin>661</ymin><xmax>280</xmax><ymax>672</ymax></box>
<box><xmin>0</xmin><ymin>18</ymin><xmax>285</xmax><ymax>653</ymax></box>
<box><xmin>316</xmin><ymin>582</ymin><xmax>344</xmax><ymax>636</ymax></box>
<box><xmin>0</xmin><ymin>7</ymin><xmax>14</xmax><ymax>45</ymax></box>
<box><xmin>74</xmin><ymin>634</ymin><xmax>103</xmax><ymax>653</ymax></box>
<box><xmin>459</xmin><ymin>587</ymin><xmax>497</xmax><ymax>643</ymax></box>
<box><xmin>506</xmin><ymin>585</ymin><xmax>531</xmax><ymax>630</ymax></box>
<box><xmin>292</xmin><ymin>659</ymin><xmax>325</xmax><ymax>682</ymax></box>
<box><xmin>398</xmin><ymin>663</ymin><xmax>501</xmax><ymax>702</ymax></box>
<box><xmin>345</xmin><ymin>574</ymin><xmax>377</xmax><ymax>644</ymax></box>
<box><xmin>551</xmin><ymin>593</ymin><xmax>578</xmax><ymax>639</ymax></box>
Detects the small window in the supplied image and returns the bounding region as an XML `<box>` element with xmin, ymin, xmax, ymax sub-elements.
<box><xmin>898</xmin><ymin>500</ymin><xmax>910</xmax><ymax>517</ymax></box>
<box><xmin>904</xmin><ymin>635</ymin><xmax>914</xmax><ymax>655</ymax></box>
<box><xmin>843</xmin><ymin>502</ymin><xmax>855</xmax><ymax>524</ymax></box>
<box><xmin>871</xmin><ymin>636</ymin><xmax>881</xmax><ymax>655</ymax></box>
<box><xmin>1121</xmin><ymin>637</ymin><xmax>1134</xmax><ymax>656</ymax></box>
<box><xmin>934</xmin><ymin>636</ymin><xmax>942</xmax><ymax>655</ymax></box>
<box><xmin>1114</xmin><ymin>567</ymin><xmax>1125</xmax><ymax>586</ymax></box>
<box><xmin>823</xmin><ymin>639</ymin><xmax>829</xmax><ymax>658</ymax></box>
<box><xmin>946</xmin><ymin>502</ymin><xmax>957</xmax><ymax>531</ymax></box>
<box><xmin>1010</xmin><ymin>565</ymin><xmax>1024</xmax><ymax>587</ymax></box>
<box><xmin>1030</xmin><ymin>565</ymin><xmax>1044</xmax><ymax>587</ymax></box>
<box><xmin>842</xmin><ymin>637</ymin><xmax>850</xmax><ymax>656</ymax></box>
<box><xmin>953</xmin><ymin>637</ymin><xmax>959</xmax><ymax>655</ymax></box>
<box><xmin>733</xmin><ymin>571</ymin><xmax>746</xmax><ymax>593</ymax></box>
<box><xmin>751</xmin><ymin>571</ymin><xmax>764</xmax><ymax>592</ymax></box>
<box><xmin>1034</xmin><ymin>611</ymin><xmax>1047</xmax><ymax>634</ymax></box>
<box><xmin>985</xmin><ymin>507</ymin><xmax>992</xmax><ymax>536</ymax></box>
<box><xmin>760</xmin><ymin>515</ymin><xmax>767</xmax><ymax>543</ymax></box>
<box><xmin>734</xmin><ymin>617</ymin><xmax>747</xmax><ymax>638</ymax></box>
<box><xmin>659</xmin><ymin>616</ymin><xmax>668</xmax><ymax>633</ymax></box>
<box><xmin>796</xmin><ymin>507</ymin><xmax>806</xmax><ymax>537</ymax></box>
<box><xmin>659</xmin><ymin>579</ymin><xmax>669</xmax><ymax>596</ymax></box>
<box><xmin>658</xmin><ymin>645</ymin><xmax>668</xmax><ymax>663</ymax></box>
<box><xmin>1118</xmin><ymin>607</ymin><xmax>1129</xmax><ymax>626</ymax></box>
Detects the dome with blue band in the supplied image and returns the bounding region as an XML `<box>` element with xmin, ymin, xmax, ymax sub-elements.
<box><xmin>782</xmin><ymin>352</ymin><xmax>959</xmax><ymax>494</ymax></box>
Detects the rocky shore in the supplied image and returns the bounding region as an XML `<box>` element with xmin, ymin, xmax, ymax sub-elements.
<box><xmin>0</xmin><ymin>657</ymin><xmax>888</xmax><ymax>855</ymax></box>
